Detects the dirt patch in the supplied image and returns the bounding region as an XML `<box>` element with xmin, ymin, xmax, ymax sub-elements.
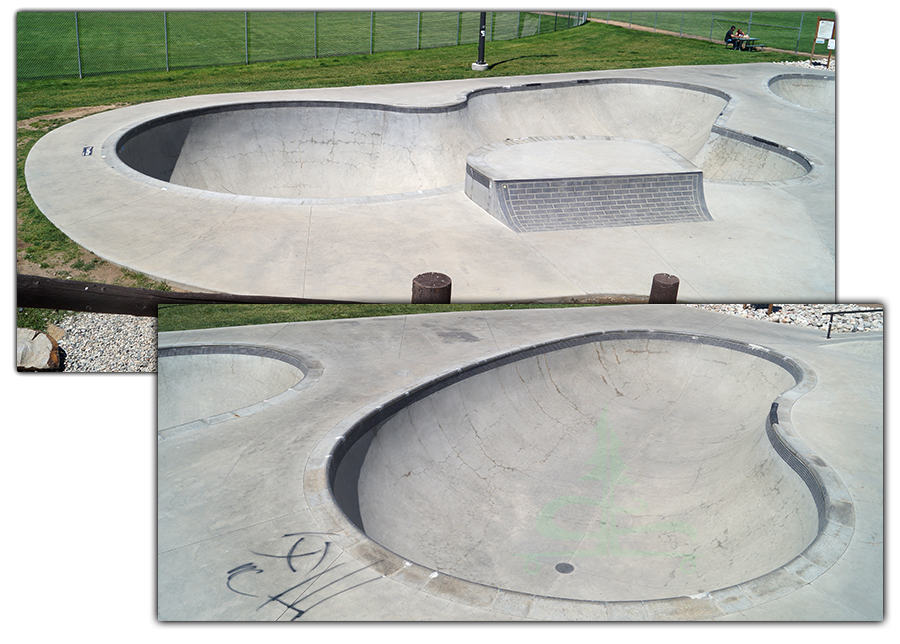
<box><xmin>16</xmin><ymin>253</ymin><xmax>124</xmax><ymax>285</ymax></box>
<box><xmin>17</xmin><ymin>103</ymin><xmax>129</xmax><ymax>130</ymax></box>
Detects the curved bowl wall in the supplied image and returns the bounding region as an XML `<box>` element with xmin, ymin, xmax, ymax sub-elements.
<box><xmin>330</xmin><ymin>332</ymin><xmax>820</xmax><ymax>602</ymax></box>
<box><xmin>158</xmin><ymin>345</ymin><xmax>307</xmax><ymax>431</ymax></box>
<box><xmin>117</xmin><ymin>80</ymin><xmax>737</xmax><ymax>200</ymax></box>
<box><xmin>768</xmin><ymin>73</ymin><xmax>835</xmax><ymax>114</ymax></box>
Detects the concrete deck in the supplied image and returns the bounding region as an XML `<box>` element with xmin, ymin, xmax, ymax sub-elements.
<box><xmin>26</xmin><ymin>64</ymin><xmax>835</xmax><ymax>303</ymax></box>
<box><xmin>157</xmin><ymin>305</ymin><xmax>881</xmax><ymax>621</ymax></box>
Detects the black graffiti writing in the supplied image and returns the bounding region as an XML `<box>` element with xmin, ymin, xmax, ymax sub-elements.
<box><xmin>226</xmin><ymin>531</ymin><xmax>382</xmax><ymax>619</ymax></box>
<box><xmin>259</xmin><ymin>560</ymin><xmax>381</xmax><ymax>620</ymax></box>
<box><xmin>226</xmin><ymin>563</ymin><xmax>263</xmax><ymax>597</ymax></box>
<box><xmin>250</xmin><ymin>532</ymin><xmax>331</xmax><ymax>573</ymax></box>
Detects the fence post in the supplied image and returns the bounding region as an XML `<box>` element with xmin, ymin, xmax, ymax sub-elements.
<box><xmin>370</xmin><ymin>12</ymin><xmax>374</xmax><ymax>54</ymax></box>
<box><xmin>747</xmin><ymin>11</ymin><xmax>754</xmax><ymax>37</ymax></box>
<box><xmin>164</xmin><ymin>12</ymin><xmax>169</xmax><ymax>71</ymax></box>
<box><xmin>244</xmin><ymin>12</ymin><xmax>249</xmax><ymax>65</ymax></box>
<box><xmin>796</xmin><ymin>12</ymin><xmax>804</xmax><ymax>53</ymax></box>
<box><xmin>416</xmin><ymin>11</ymin><xmax>421</xmax><ymax>50</ymax></box>
<box><xmin>75</xmin><ymin>12</ymin><xmax>83</xmax><ymax>78</ymax></box>
<box><xmin>709</xmin><ymin>12</ymin><xmax>716</xmax><ymax>42</ymax></box>
<box><xmin>314</xmin><ymin>11</ymin><xmax>317</xmax><ymax>58</ymax></box>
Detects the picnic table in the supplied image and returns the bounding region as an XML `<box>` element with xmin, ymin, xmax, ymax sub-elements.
<box><xmin>733</xmin><ymin>37</ymin><xmax>763</xmax><ymax>51</ymax></box>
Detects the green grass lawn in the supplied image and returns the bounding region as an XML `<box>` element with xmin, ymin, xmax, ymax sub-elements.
<box><xmin>157</xmin><ymin>302</ymin><xmax>604</xmax><ymax>332</ymax></box>
<box><xmin>17</xmin><ymin>20</ymin><xmax>810</xmax><ymax>119</ymax></box>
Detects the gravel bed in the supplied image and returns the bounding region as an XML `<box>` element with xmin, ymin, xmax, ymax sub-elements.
<box><xmin>683</xmin><ymin>304</ymin><xmax>883</xmax><ymax>335</ymax></box>
<box><xmin>774</xmin><ymin>58</ymin><xmax>835</xmax><ymax>71</ymax></box>
<box><xmin>56</xmin><ymin>311</ymin><xmax>157</xmax><ymax>373</ymax></box>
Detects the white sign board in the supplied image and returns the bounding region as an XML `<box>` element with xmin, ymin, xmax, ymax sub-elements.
<box><xmin>817</xmin><ymin>20</ymin><xmax>835</xmax><ymax>40</ymax></box>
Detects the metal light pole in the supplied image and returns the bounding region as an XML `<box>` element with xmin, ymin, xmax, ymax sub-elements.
<box><xmin>472</xmin><ymin>12</ymin><xmax>489</xmax><ymax>71</ymax></box>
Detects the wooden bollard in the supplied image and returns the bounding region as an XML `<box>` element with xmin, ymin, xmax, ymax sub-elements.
<box><xmin>412</xmin><ymin>272</ymin><xmax>452</xmax><ymax>304</ymax></box>
<box><xmin>648</xmin><ymin>273</ymin><xmax>679</xmax><ymax>304</ymax></box>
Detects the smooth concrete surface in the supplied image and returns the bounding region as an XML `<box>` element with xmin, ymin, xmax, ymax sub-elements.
<box><xmin>471</xmin><ymin>137</ymin><xmax>699</xmax><ymax>179</ymax></box>
<box><xmin>27</xmin><ymin>64</ymin><xmax>835</xmax><ymax>302</ymax></box>
<box><xmin>157</xmin><ymin>306</ymin><xmax>882</xmax><ymax>621</ymax></box>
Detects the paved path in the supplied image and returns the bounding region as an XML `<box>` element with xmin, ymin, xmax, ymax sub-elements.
<box><xmin>26</xmin><ymin>64</ymin><xmax>835</xmax><ymax>303</ymax></box>
<box><xmin>157</xmin><ymin>305</ymin><xmax>881</xmax><ymax>621</ymax></box>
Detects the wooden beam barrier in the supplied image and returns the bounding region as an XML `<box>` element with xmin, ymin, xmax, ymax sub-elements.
<box><xmin>16</xmin><ymin>274</ymin><xmax>356</xmax><ymax>317</ymax></box>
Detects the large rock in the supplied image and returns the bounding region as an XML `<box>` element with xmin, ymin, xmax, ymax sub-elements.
<box><xmin>17</xmin><ymin>327</ymin><xmax>61</xmax><ymax>371</ymax></box>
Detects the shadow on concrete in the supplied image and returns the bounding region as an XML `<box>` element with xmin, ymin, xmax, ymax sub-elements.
<box><xmin>486</xmin><ymin>54</ymin><xmax>557</xmax><ymax>69</ymax></box>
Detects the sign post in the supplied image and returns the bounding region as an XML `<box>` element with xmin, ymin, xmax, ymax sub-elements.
<box><xmin>472</xmin><ymin>12</ymin><xmax>489</xmax><ymax>71</ymax></box>
<box><xmin>811</xmin><ymin>17</ymin><xmax>835</xmax><ymax>68</ymax></box>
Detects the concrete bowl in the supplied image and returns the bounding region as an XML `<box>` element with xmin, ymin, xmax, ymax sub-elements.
<box><xmin>329</xmin><ymin>331</ymin><xmax>823</xmax><ymax>602</ymax></box>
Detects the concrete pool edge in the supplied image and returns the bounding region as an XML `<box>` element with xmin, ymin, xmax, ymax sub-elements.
<box><xmin>157</xmin><ymin>343</ymin><xmax>323</xmax><ymax>439</ymax></box>
<box><xmin>304</xmin><ymin>329</ymin><xmax>853</xmax><ymax>620</ymax></box>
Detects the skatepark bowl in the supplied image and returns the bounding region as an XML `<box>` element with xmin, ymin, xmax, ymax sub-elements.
<box><xmin>116</xmin><ymin>78</ymin><xmax>812</xmax><ymax>215</ymax></box>
<box><xmin>26</xmin><ymin>65</ymin><xmax>837</xmax><ymax>302</ymax></box>
<box><xmin>767</xmin><ymin>73</ymin><xmax>835</xmax><ymax>114</ymax></box>
<box><xmin>157</xmin><ymin>345</ymin><xmax>318</xmax><ymax>435</ymax></box>
<box><xmin>326</xmin><ymin>331</ymin><xmax>843</xmax><ymax>605</ymax></box>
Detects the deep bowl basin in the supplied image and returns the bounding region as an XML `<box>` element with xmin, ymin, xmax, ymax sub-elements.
<box><xmin>330</xmin><ymin>331</ymin><xmax>820</xmax><ymax>602</ymax></box>
<box><xmin>116</xmin><ymin>79</ymin><xmax>811</xmax><ymax>201</ymax></box>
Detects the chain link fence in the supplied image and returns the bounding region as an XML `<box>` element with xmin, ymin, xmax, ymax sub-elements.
<box><xmin>17</xmin><ymin>10</ymin><xmax>588</xmax><ymax>81</ymax></box>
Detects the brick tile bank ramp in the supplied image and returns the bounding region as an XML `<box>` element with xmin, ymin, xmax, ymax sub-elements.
<box><xmin>156</xmin><ymin>306</ymin><xmax>882</xmax><ymax>621</ymax></box>
<box><xmin>27</xmin><ymin>64</ymin><xmax>835</xmax><ymax>302</ymax></box>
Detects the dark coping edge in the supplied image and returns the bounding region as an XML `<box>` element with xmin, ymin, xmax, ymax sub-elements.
<box><xmin>118</xmin><ymin>76</ymin><xmax>731</xmax><ymax>141</ymax></box>
<box><xmin>710</xmin><ymin>125</ymin><xmax>813</xmax><ymax>173</ymax></box>
<box><xmin>322</xmin><ymin>329</ymin><xmax>854</xmax><ymax>619</ymax></box>
<box><xmin>157</xmin><ymin>343</ymin><xmax>323</xmax><ymax>438</ymax></box>
<box><xmin>466</xmin><ymin>164</ymin><xmax>492</xmax><ymax>189</ymax></box>
<box><xmin>768</xmin><ymin>72</ymin><xmax>836</xmax><ymax>86</ymax></box>
<box><xmin>767</xmin><ymin>402</ymin><xmax>826</xmax><ymax>534</ymax></box>
<box><xmin>159</xmin><ymin>343</ymin><xmax>311</xmax><ymax>374</ymax></box>
<box><xmin>113</xmin><ymin>76</ymin><xmax>732</xmax><ymax>177</ymax></box>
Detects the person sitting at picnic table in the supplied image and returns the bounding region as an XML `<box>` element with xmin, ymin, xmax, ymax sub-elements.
<box><xmin>725</xmin><ymin>26</ymin><xmax>739</xmax><ymax>49</ymax></box>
